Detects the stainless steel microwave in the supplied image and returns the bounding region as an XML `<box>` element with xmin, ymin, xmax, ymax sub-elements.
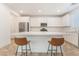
<box><xmin>41</xmin><ymin>23</ymin><xmax>47</xmax><ymax>27</ymax></box>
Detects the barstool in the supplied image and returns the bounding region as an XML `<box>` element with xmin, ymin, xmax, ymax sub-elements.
<box><xmin>15</xmin><ymin>37</ymin><xmax>32</xmax><ymax>56</ymax></box>
<box><xmin>47</xmin><ymin>38</ymin><xmax>64</xmax><ymax>56</ymax></box>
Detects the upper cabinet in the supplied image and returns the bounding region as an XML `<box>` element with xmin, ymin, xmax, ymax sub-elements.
<box><xmin>47</xmin><ymin>17</ymin><xmax>63</xmax><ymax>26</ymax></box>
<box><xmin>30</xmin><ymin>17</ymin><xmax>47</xmax><ymax>27</ymax></box>
<box><xmin>16</xmin><ymin>17</ymin><xmax>30</xmax><ymax>22</ymax></box>
<box><xmin>30</xmin><ymin>17</ymin><xmax>41</xmax><ymax>27</ymax></box>
<box><xmin>62</xmin><ymin>14</ymin><xmax>71</xmax><ymax>26</ymax></box>
<box><xmin>30</xmin><ymin>17</ymin><xmax>63</xmax><ymax>27</ymax></box>
<box><xmin>41</xmin><ymin>17</ymin><xmax>47</xmax><ymax>23</ymax></box>
<box><xmin>16</xmin><ymin>16</ymin><xmax>70</xmax><ymax>28</ymax></box>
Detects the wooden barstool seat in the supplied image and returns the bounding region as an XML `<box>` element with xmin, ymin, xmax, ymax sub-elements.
<box><xmin>15</xmin><ymin>37</ymin><xmax>32</xmax><ymax>56</ymax></box>
<box><xmin>47</xmin><ymin>38</ymin><xmax>64</xmax><ymax>56</ymax></box>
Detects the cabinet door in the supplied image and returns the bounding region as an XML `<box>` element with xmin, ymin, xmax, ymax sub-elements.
<box><xmin>30</xmin><ymin>17</ymin><xmax>41</xmax><ymax>27</ymax></box>
<box><xmin>62</xmin><ymin>14</ymin><xmax>70</xmax><ymax>26</ymax></box>
<box><xmin>47</xmin><ymin>17</ymin><xmax>62</xmax><ymax>26</ymax></box>
<box><xmin>41</xmin><ymin>17</ymin><xmax>47</xmax><ymax>23</ymax></box>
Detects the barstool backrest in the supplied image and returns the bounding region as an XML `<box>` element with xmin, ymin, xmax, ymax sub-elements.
<box><xmin>51</xmin><ymin>38</ymin><xmax>64</xmax><ymax>46</ymax></box>
<box><xmin>15</xmin><ymin>38</ymin><xmax>28</xmax><ymax>45</ymax></box>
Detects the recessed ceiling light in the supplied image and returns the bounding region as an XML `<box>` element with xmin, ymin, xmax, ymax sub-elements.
<box><xmin>20</xmin><ymin>10</ymin><xmax>23</xmax><ymax>13</ymax></box>
<box><xmin>38</xmin><ymin>9</ymin><xmax>42</xmax><ymax>13</ymax></box>
<box><xmin>57</xmin><ymin>9</ymin><xmax>60</xmax><ymax>12</ymax></box>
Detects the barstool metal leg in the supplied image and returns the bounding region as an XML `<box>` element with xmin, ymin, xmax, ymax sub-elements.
<box><xmin>60</xmin><ymin>46</ymin><xmax>63</xmax><ymax>56</ymax></box>
<box><xmin>56</xmin><ymin>46</ymin><xmax>57</xmax><ymax>56</ymax></box>
<box><xmin>21</xmin><ymin>46</ymin><xmax>23</xmax><ymax>56</ymax></box>
<box><xmin>26</xmin><ymin>45</ymin><xmax>27</xmax><ymax>56</ymax></box>
<box><xmin>29</xmin><ymin>43</ymin><xmax>32</xmax><ymax>53</ymax></box>
<box><xmin>47</xmin><ymin>43</ymin><xmax>50</xmax><ymax>54</ymax></box>
<box><xmin>15</xmin><ymin>46</ymin><xmax>19</xmax><ymax>56</ymax></box>
<box><xmin>51</xmin><ymin>45</ymin><xmax>53</xmax><ymax>56</ymax></box>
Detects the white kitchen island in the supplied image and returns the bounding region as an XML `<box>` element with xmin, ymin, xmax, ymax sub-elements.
<box><xmin>11</xmin><ymin>32</ymin><xmax>64</xmax><ymax>53</ymax></box>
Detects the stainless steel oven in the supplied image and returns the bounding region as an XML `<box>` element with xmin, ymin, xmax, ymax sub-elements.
<box><xmin>40</xmin><ymin>23</ymin><xmax>47</xmax><ymax>31</ymax></box>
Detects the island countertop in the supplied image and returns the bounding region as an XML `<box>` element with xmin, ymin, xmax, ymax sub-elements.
<box><xmin>11</xmin><ymin>32</ymin><xmax>64</xmax><ymax>36</ymax></box>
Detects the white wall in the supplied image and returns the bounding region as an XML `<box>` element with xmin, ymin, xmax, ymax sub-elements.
<box><xmin>0</xmin><ymin>4</ymin><xmax>12</xmax><ymax>48</ymax></box>
<box><xmin>10</xmin><ymin>14</ymin><xmax>17</xmax><ymax>33</ymax></box>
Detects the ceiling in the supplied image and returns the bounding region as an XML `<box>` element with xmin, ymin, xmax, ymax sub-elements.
<box><xmin>5</xmin><ymin>3</ymin><xmax>79</xmax><ymax>16</ymax></box>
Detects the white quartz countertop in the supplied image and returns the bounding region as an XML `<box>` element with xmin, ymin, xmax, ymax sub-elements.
<box><xmin>11</xmin><ymin>32</ymin><xmax>64</xmax><ymax>36</ymax></box>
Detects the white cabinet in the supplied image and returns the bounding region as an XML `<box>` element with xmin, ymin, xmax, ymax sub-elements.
<box><xmin>16</xmin><ymin>17</ymin><xmax>29</xmax><ymax>22</ymax></box>
<box><xmin>30</xmin><ymin>17</ymin><xmax>41</xmax><ymax>27</ymax></box>
<box><xmin>30</xmin><ymin>17</ymin><xmax>63</xmax><ymax>27</ymax></box>
<box><xmin>62</xmin><ymin>14</ymin><xmax>71</xmax><ymax>26</ymax></box>
<box><xmin>41</xmin><ymin>17</ymin><xmax>47</xmax><ymax>23</ymax></box>
<box><xmin>30</xmin><ymin>17</ymin><xmax>47</xmax><ymax>27</ymax></box>
<box><xmin>47</xmin><ymin>17</ymin><xmax>63</xmax><ymax>26</ymax></box>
